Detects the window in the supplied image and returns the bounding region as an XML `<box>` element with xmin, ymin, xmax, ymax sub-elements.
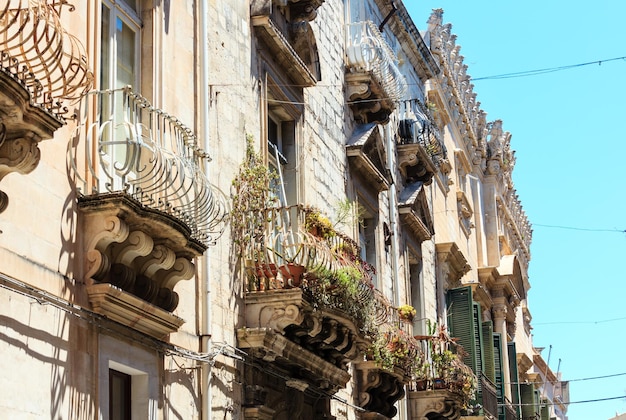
<box><xmin>265</xmin><ymin>80</ymin><xmax>299</xmax><ymax>208</ymax></box>
<box><xmin>359</xmin><ymin>212</ymin><xmax>378</xmax><ymax>285</ymax></box>
<box><xmin>101</xmin><ymin>0</ymin><xmax>141</xmax><ymax>90</ymax></box>
<box><xmin>408</xmin><ymin>259</ymin><xmax>424</xmax><ymax>334</ymax></box>
<box><xmin>109</xmin><ymin>369</ymin><xmax>131</xmax><ymax>420</ymax></box>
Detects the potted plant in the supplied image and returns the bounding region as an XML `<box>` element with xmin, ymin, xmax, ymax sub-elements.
<box><xmin>397</xmin><ymin>304</ymin><xmax>416</xmax><ymax>322</ymax></box>
<box><xmin>278</xmin><ymin>262</ymin><xmax>306</xmax><ymax>288</ymax></box>
<box><xmin>304</xmin><ymin>208</ymin><xmax>336</xmax><ymax>239</ymax></box>
<box><xmin>412</xmin><ymin>360</ymin><xmax>431</xmax><ymax>391</ymax></box>
<box><xmin>432</xmin><ymin>349</ymin><xmax>455</xmax><ymax>388</ymax></box>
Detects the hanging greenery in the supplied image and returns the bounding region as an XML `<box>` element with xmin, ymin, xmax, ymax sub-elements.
<box><xmin>231</xmin><ymin>134</ymin><xmax>278</xmax><ymax>255</ymax></box>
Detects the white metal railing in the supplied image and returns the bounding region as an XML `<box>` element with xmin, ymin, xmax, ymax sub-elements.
<box><xmin>0</xmin><ymin>0</ymin><xmax>93</xmax><ymax>117</ymax></box>
<box><xmin>69</xmin><ymin>87</ymin><xmax>228</xmax><ymax>246</ymax></box>
<box><xmin>345</xmin><ymin>21</ymin><xmax>406</xmax><ymax>102</ymax></box>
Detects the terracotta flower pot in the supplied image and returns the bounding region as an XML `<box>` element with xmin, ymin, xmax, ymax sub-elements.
<box><xmin>279</xmin><ymin>263</ymin><xmax>305</xmax><ymax>288</ymax></box>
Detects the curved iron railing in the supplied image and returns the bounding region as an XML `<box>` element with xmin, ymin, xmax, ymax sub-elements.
<box><xmin>68</xmin><ymin>87</ymin><xmax>228</xmax><ymax>246</ymax></box>
<box><xmin>0</xmin><ymin>0</ymin><xmax>93</xmax><ymax>118</ymax></box>
<box><xmin>346</xmin><ymin>21</ymin><xmax>407</xmax><ymax>102</ymax></box>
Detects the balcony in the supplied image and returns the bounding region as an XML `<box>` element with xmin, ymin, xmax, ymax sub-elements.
<box><xmin>396</xmin><ymin>99</ymin><xmax>447</xmax><ymax>185</ymax></box>
<box><xmin>250</xmin><ymin>0</ymin><xmax>323</xmax><ymax>87</ymax></box>
<box><xmin>68</xmin><ymin>87</ymin><xmax>227</xmax><ymax>338</ymax></box>
<box><xmin>235</xmin><ymin>203</ymin><xmax>428</xmax><ymax>417</ymax></box>
<box><xmin>345</xmin><ymin>21</ymin><xmax>407</xmax><ymax>123</ymax></box>
<box><xmin>0</xmin><ymin>0</ymin><xmax>93</xmax><ymax>213</ymax></box>
<box><xmin>480</xmin><ymin>374</ymin><xmax>498</xmax><ymax>419</ymax></box>
<box><xmin>408</xmin><ymin>326</ymin><xmax>477</xmax><ymax>420</ymax></box>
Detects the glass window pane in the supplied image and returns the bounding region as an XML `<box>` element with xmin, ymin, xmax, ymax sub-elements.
<box><xmin>116</xmin><ymin>17</ymin><xmax>136</xmax><ymax>88</ymax></box>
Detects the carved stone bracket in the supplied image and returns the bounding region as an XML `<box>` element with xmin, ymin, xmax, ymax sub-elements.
<box><xmin>408</xmin><ymin>389</ymin><xmax>463</xmax><ymax>420</ymax></box>
<box><xmin>436</xmin><ymin>242</ymin><xmax>470</xmax><ymax>287</ymax></box>
<box><xmin>397</xmin><ymin>142</ymin><xmax>438</xmax><ymax>185</ymax></box>
<box><xmin>79</xmin><ymin>193</ymin><xmax>203</xmax><ymax>334</ymax></box>
<box><xmin>242</xmin><ymin>289</ymin><xmax>365</xmax><ymax>374</ymax></box>
<box><xmin>346</xmin><ymin>72</ymin><xmax>394</xmax><ymax>124</ymax></box>
<box><xmin>0</xmin><ymin>70</ymin><xmax>63</xmax><ymax>213</ymax></box>
<box><xmin>237</xmin><ymin>327</ymin><xmax>352</xmax><ymax>392</ymax></box>
<box><xmin>354</xmin><ymin>361</ymin><xmax>409</xmax><ymax>419</ymax></box>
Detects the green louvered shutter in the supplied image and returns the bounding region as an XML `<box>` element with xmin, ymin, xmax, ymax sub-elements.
<box><xmin>482</xmin><ymin>321</ymin><xmax>495</xmax><ymax>382</ymax></box>
<box><xmin>520</xmin><ymin>383</ymin><xmax>537</xmax><ymax>420</ymax></box>
<box><xmin>447</xmin><ymin>287</ymin><xmax>485</xmax><ymax>408</ymax></box>
<box><xmin>493</xmin><ymin>332</ymin><xmax>505</xmax><ymax>420</ymax></box>
<box><xmin>446</xmin><ymin>287</ymin><xmax>480</xmax><ymax>371</ymax></box>
<box><xmin>508</xmin><ymin>342</ymin><xmax>521</xmax><ymax>419</ymax></box>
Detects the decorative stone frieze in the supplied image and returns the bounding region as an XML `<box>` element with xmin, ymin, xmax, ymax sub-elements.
<box><xmin>427</xmin><ymin>10</ymin><xmax>532</xmax><ymax>272</ymax></box>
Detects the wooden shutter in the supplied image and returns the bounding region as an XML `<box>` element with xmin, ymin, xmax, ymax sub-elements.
<box><xmin>508</xmin><ymin>342</ymin><xmax>521</xmax><ymax>419</ymax></box>
<box><xmin>446</xmin><ymin>287</ymin><xmax>484</xmax><ymax>407</ymax></box>
<box><xmin>493</xmin><ymin>332</ymin><xmax>504</xmax><ymax>419</ymax></box>
<box><xmin>482</xmin><ymin>321</ymin><xmax>495</xmax><ymax>382</ymax></box>
<box><xmin>446</xmin><ymin>287</ymin><xmax>480</xmax><ymax>372</ymax></box>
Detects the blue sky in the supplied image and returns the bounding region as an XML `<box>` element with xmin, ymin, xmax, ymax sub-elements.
<box><xmin>405</xmin><ymin>1</ymin><xmax>626</xmax><ymax>419</ymax></box>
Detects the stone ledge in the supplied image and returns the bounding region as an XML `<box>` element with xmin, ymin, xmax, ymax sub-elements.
<box><xmin>87</xmin><ymin>283</ymin><xmax>185</xmax><ymax>339</ymax></box>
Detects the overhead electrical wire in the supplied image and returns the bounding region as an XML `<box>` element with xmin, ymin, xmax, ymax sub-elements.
<box><xmin>472</xmin><ymin>55</ymin><xmax>626</xmax><ymax>81</ymax></box>
<box><xmin>532</xmin><ymin>223</ymin><xmax>626</xmax><ymax>233</ymax></box>
<box><xmin>534</xmin><ymin>316</ymin><xmax>626</xmax><ymax>326</ymax></box>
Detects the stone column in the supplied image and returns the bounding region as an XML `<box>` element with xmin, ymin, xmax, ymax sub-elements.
<box><xmin>492</xmin><ymin>303</ymin><xmax>512</xmax><ymax>400</ymax></box>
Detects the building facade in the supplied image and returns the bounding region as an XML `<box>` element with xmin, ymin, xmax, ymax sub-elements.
<box><xmin>0</xmin><ymin>1</ymin><xmax>566</xmax><ymax>419</ymax></box>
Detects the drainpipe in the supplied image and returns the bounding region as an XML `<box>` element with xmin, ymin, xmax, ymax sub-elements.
<box><xmin>199</xmin><ymin>0</ymin><xmax>212</xmax><ymax>419</ymax></box>
<box><xmin>385</xmin><ymin>123</ymin><xmax>401</xmax><ymax>308</ymax></box>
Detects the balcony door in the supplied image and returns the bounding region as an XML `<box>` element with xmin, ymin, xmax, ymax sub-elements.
<box><xmin>100</xmin><ymin>0</ymin><xmax>142</xmax><ymax>190</ymax></box>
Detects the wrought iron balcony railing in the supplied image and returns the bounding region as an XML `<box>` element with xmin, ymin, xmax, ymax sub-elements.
<box><xmin>345</xmin><ymin>21</ymin><xmax>407</xmax><ymax>105</ymax></box>
<box><xmin>69</xmin><ymin>87</ymin><xmax>228</xmax><ymax>247</ymax></box>
<box><xmin>398</xmin><ymin>99</ymin><xmax>447</xmax><ymax>166</ymax></box>
<box><xmin>0</xmin><ymin>0</ymin><xmax>93</xmax><ymax>119</ymax></box>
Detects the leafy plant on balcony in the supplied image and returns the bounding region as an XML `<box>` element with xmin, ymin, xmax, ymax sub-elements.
<box><xmin>304</xmin><ymin>208</ymin><xmax>336</xmax><ymax>239</ymax></box>
<box><xmin>231</xmin><ymin>134</ymin><xmax>278</xmax><ymax>254</ymax></box>
<box><xmin>303</xmin><ymin>265</ymin><xmax>376</xmax><ymax>336</ymax></box>
<box><xmin>371</xmin><ymin>329</ymin><xmax>410</xmax><ymax>372</ymax></box>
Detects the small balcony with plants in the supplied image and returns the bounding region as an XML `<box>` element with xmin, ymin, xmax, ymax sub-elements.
<box><xmin>345</xmin><ymin>20</ymin><xmax>407</xmax><ymax>123</ymax></box>
<box><xmin>0</xmin><ymin>0</ymin><xmax>93</xmax><ymax>213</ymax></box>
<box><xmin>408</xmin><ymin>323</ymin><xmax>478</xmax><ymax>420</ymax></box>
<box><xmin>68</xmin><ymin>87</ymin><xmax>228</xmax><ymax>339</ymax></box>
